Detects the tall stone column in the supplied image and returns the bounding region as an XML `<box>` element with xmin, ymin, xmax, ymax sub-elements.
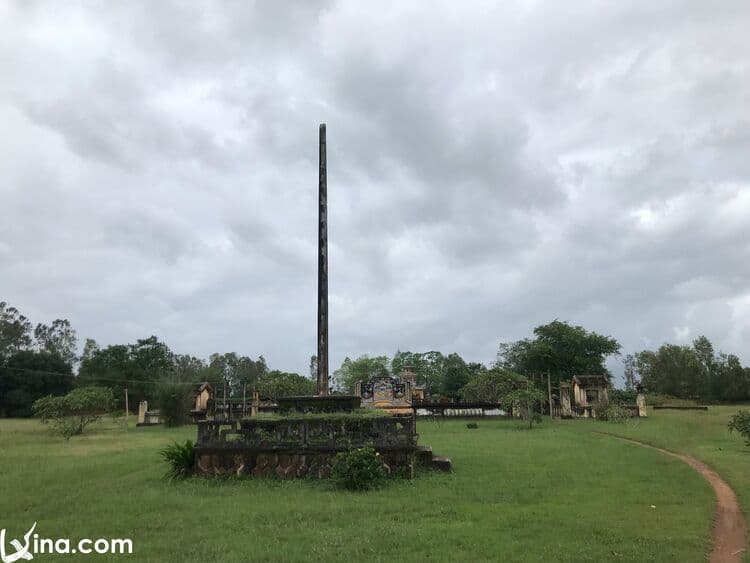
<box><xmin>317</xmin><ymin>123</ymin><xmax>329</xmax><ymax>396</ymax></box>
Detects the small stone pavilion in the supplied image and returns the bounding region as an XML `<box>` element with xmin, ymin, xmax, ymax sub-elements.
<box><xmin>190</xmin><ymin>382</ymin><xmax>215</xmax><ymax>422</ymax></box>
<box><xmin>560</xmin><ymin>374</ymin><xmax>609</xmax><ymax>418</ymax></box>
<box><xmin>355</xmin><ymin>366</ymin><xmax>427</xmax><ymax>414</ymax></box>
<box><xmin>559</xmin><ymin>374</ymin><xmax>646</xmax><ymax>418</ymax></box>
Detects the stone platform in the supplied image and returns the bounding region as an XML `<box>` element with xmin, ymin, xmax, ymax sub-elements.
<box><xmin>194</xmin><ymin>414</ymin><xmax>451</xmax><ymax>478</ymax></box>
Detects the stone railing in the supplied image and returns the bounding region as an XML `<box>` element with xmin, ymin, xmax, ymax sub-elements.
<box><xmin>196</xmin><ymin>414</ymin><xmax>417</xmax><ymax>452</ymax></box>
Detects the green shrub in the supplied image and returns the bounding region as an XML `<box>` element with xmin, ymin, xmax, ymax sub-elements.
<box><xmin>32</xmin><ymin>387</ymin><xmax>115</xmax><ymax>439</ymax></box>
<box><xmin>501</xmin><ymin>387</ymin><xmax>545</xmax><ymax>429</ymax></box>
<box><xmin>330</xmin><ymin>446</ymin><xmax>384</xmax><ymax>491</ymax></box>
<box><xmin>728</xmin><ymin>411</ymin><xmax>750</xmax><ymax>446</ymax></box>
<box><xmin>155</xmin><ymin>379</ymin><xmax>193</xmax><ymax>427</ymax></box>
<box><xmin>597</xmin><ymin>402</ymin><xmax>632</xmax><ymax>423</ymax></box>
<box><xmin>466</xmin><ymin>422</ymin><xmax>479</xmax><ymax>429</ymax></box>
<box><xmin>161</xmin><ymin>440</ymin><xmax>195</xmax><ymax>480</ymax></box>
<box><xmin>610</xmin><ymin>389</ymin><xmax>637</xmax><ymax>405</ymax></box>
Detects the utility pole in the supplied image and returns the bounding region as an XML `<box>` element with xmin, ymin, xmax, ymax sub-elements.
<box><xmin>317</xmin><ymin>123</ymin><xmax>329</xmax><ymax>396</ymax></box>
<box><xmin>124</xmin><ymin>387</ymin><xmax>129</xmax><ymax>428</ymax></box>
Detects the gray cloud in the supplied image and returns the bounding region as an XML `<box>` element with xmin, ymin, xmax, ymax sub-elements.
<box><xmin>2</xmin><ymin>1</ymin><xmax>750</xmax><ymax>382</ymax></box>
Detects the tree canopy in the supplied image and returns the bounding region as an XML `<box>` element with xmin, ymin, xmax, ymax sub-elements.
<box><xmin>4</xmin><ymin>299</ymin><xmax>750</xmax><ymax>413</ymax></box>
<box><xmin>332</xmin><ymin>355</ymin><xmax>390</xmax><ymax>393</ymax></box>
<box><xmin>497</xmin><ymin>320</ymin><xmax>620</xmax><ymax>387</ymax></box>
<box><xmin>459</xmin><ymin>367</ymin><xmax>526</xmax><ymax>403</ymax></box>
<box><xmin>257</xmin><ymin>370</ymin><xmax>316</xmax><ymax>398</ymax></box>
<box><xmin>632</xmin><ymin>336</ymin><xmax>750</xmax><ymax>402</ymax></box>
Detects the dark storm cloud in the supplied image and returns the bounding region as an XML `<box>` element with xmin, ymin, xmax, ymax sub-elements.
<box><xmin>2</xmin><ymin>0</ymin><xmax>750</xmax><ymax>379</ymax></box>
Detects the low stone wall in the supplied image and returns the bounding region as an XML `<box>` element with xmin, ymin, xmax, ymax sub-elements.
<box><xmin>414</xmin><ymin>402</ymin><xmax>509</xmax><ymax>418</ymax></box>
<box><xmin>195</xmin><ymin>449</ymin><xmax>417</xmax><ymax>479</ymax></box>
<box><xmin>194</xmin><ymin>414</ymin><xmax>419</xmax><ymax>478</ymax></box>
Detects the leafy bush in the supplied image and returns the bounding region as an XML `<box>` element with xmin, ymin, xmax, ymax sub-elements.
<box><xmin>501</xmin><ymin>386</ymin><xmax>546</xmax><ymax>429</ymax></box>
<box><xmin>728</xmin><ymin>411</ymin><xmax>750</xmax><ymax>446</ymax></box>
<box><xmin>610</xmin><ymin>389</ymin><xmax>637</xmax><ymax>405</ymax></box>
<box><xmin>161</xmin><ymin>440</ymin><xmax>195</xmax><ymax>480</ymax></box>
<box><xmin>155</xmin><ymin>379</ymin><xmax>193</xmax><ymax>427</ymax></box>
<box><xmin>596</xmin><ymin>402</ymin><xmax>632</xmax><ymax>423</ymax></box>
<box><xmin>330</xmin><ymin>446</ymin><xmax>384</xmax><ymax>491</ymax></box>
<box><xmin>459</xmin><ymin>368</ymin><xmax>526</xmax><ymax>402</ymax></box>
<box><xmin>466</xmin><ymin>422</ymin><xmax>479</xmax><ymax>429</ymax></box>
<box><xmin>32</xmin><ymin>387</ymin><xmax>115</xmax><ymax>439</ymax></box>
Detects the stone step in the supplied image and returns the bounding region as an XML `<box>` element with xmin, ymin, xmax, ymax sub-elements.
<box><xmin>431</xmin><ymin>456</ymin><xmax>452</xmax><ymax>472</ymax></box>
<box><xmin>415</xmin><ymin>445</ymin><xmax>434</xmax><ymax>466</ymax></box>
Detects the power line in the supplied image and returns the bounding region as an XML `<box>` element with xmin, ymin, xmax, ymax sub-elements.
<box><xmin>0</xmin><ymin>366</ymin><xmax>202</xmax><ymax>386</ymax></box>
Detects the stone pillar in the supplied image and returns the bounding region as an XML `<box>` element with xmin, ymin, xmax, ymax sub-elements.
<box><xmin>636</xmin><ymin>392</ymin><xmax>647</xmax><ymax>417</ymax></box>
<box><xmin>138</xmin><ymin>401</ymin><xmax>147</xmax><ymax>425</ymax></box>
<box><xmin>560</xmin><ymin>384</ymin><xmax>572</xmax><ymax>417</ymax></box>
<box><xmin>251</xmin><ymin>391</ymin><xmax>260</xmax><ymax>418</ymax></box>
<box><xmin>316</xmin><ymin>123</ymin><xmax>329</xmax><ymax>396</ymax></box>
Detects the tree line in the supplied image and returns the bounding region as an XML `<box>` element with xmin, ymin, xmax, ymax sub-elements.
<box><xmin>0</xmin><ymin>300</ymin><xmax>314</xmax><ymax>417</ymax></box>
<box><xmin>624</xmin><ymin>335</ymin><xmax>750</xmax><ymax>403</ymax></box>
<box><xmin>334</xmin><ymin>319</ymin><xmax>750</xmax><ymax>404</ymax></box>
<box><xmin>3</xmin><ymin>298</ymin><xmax>750</xmax><ymax>418</ymax></box>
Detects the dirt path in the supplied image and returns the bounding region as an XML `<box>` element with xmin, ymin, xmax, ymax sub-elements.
<box><xmin>601</xmin><ymin>433</ymin><xmax>747</xmax><ymax>562</ymax></box>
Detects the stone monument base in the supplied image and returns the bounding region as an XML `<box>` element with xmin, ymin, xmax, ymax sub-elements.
<box><xmin>193</xmin><ymin>414</ymin><xmax>451</xmax><ymax>479</ymax></box>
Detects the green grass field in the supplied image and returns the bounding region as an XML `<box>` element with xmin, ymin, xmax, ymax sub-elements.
<box><xmin>0</xmin><ymin>409</ymin><xmax>745</xmax><ymax>562</ymax></box>
<box><xmin>586</xmin><ymin>405</ymin><xmax>750</xmax><ymax>561</ymax></box>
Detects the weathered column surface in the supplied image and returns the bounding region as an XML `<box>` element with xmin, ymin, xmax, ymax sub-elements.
<box><xmin>317</xmin><ymin>123</ymin><xmax>329</xmax><ymax>395</ymax></box>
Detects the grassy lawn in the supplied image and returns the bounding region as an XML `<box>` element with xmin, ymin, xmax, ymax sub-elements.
<box><xmin>0</xmin><ymin>415</ymin><xmax>721</xmax><ymax>562</ymax></box>
<box><xmin>584</xmin><ymin>405</ymin><xmax>750</xmax><ymax>561</ymax></box>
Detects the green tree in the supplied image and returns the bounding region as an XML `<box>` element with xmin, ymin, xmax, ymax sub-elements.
<box><xmin>77</xmin><ymin>336</ymin><xmax>174</xmax><ymax>407</ymax></box>
<box><xmin>622</xmin><ymin>353</ymin><xmax>637</xmax><ymax>390</ymax></box>
<box><xmin>309</xmin><ymin>355</ymin><xmax>317</xmax><ymax>379</ymax></box>
<box><xmin>459</xmin><ymin>368</ymin><xmax>526</xmax><ymax>403</ymax></box>
<box><xmin>441</xmin><ymin>353</ymin><xmax>470</xmax><ymax>398</ymax></box>
<box><xmin>0</xmin><ymin>350</ymin><xmax>74</xmax><ymax>417</ymax></box>
<box><xmin>207</xmin><ymin>352</ymin><xmax>267</xmax><ymax>395</ymax></box>
<box><xmin>80</xmin><ymin>338</ymin><xmax>100</xmax><ymax>363</ymax></box>
<box><xmin>637</xmin><ymin>344</ymin><xmax>702</xmax><ymax>399</ymax></box>
<box><xmin>497</xmin><ymin>320</ymin><xmax>620</xmax><ymax>387</ymax></box>
<box><xmin>33</xmin><ymin>386</ymin><xmax>115</xmax><ymax>439</ymax></box>
<box><xmin>633</xmin><ymin>336</ymin><xmax>749</xmax><ymax>402</ymax></box>
<box><xmin>172</xmin><ymin>354</ymin><xmax>208</xmax><ymax>382</ymax></box>
<box><xmin>34</xmin><ymin>319</ymin><xmax>78</xmax><ymax>365</ymax></box>
<box><xmin>712</xmin><ymin>353</ymin><xmax>749</xmax><ymax>402</ymax></box>
<box><xmin>0</xmin><ymin>301</ymin><xmax>33</xmax><ymax>361</ymax></box>
<box><xmin>332</xmin><ymin>355</ymin><xmax>390</xmax><ymax>393</ymax></box>
<box><xmin>502</xmin><ymin>386</ymin><xmax>546</xmax><ymax>429</ymax></box>
<box><xmin>257</xmin><ymin>370</ymin><xmax>316</xmax><ymax>398</ymax></box>
<box><xmin>78</xmin><ymin>343</ymin><xmax>130</xmax><ymax>390</ymax></box>
<box><xmin>391</xmin><ymin>350</ymin><xmax>445</xmax><ymax>394</ymax></box>
<box><xmin>728</xmin><ymin>410</ymin><xmax>750</xmax><ymax>446</ymax></box>
<box><xmin>155</xmin><ymin>378</ymin><xmax>194</xmax><ymax>427</ymax></box>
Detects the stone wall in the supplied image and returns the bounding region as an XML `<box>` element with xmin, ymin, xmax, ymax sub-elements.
<box><xmin>194</xmin><ymin>414</ymin><xmax>420</xmax><ymax>478</ymax></box>
<box><xmin>195</xmin><ymin>449</ymin><xmax>416</xmax><ymax>479</ymax></box>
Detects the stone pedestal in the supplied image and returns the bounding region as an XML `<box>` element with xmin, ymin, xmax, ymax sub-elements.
<box><xmin>560</xmin><ymin>384</ymin><xmax>572</xmax><ymax>417</ymax></box>
<box><xmin>138</xmin><ymin>401</ymin><xmax>147</xmax><ymax>425</ymax></box>
<box><xmin>636</xmin><ymin>393</ymin><xmax>647</xmax><ymax>417</ymax></box>
<box><xmin>251</xmin><ymin>391</ymin><xmax>259</xmax><ymax>418</ymax></box>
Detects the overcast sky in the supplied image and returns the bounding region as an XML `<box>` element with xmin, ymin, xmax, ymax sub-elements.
<box><xmin>2</xmin><ymin>1</ymin><xmax>749</xmax><ymax>380</ymax></box>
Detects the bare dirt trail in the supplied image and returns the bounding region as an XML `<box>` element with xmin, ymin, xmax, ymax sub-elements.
<box><xmin>601</xmin><ymin>433</ymin><xmax>747</xmax><ymax>562</ymax></box>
